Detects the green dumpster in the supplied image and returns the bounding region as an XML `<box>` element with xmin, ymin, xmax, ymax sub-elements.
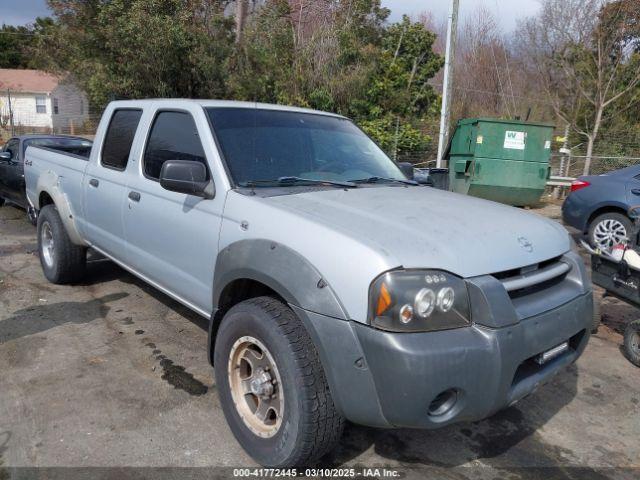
<box><xmin>447</xmin><ymin>118</ymin><xmax>554</xmax><ymax>207</ymax></box>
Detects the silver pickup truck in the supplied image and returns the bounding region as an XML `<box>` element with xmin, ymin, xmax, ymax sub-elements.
<box><xmin>25</xmin><ymin>99</ymin><xmax>593</xmax><ymax>467</ymax></box>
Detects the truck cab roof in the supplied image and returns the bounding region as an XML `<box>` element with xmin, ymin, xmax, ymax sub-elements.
<box><xmin>106</xmin><ymin>98</ymin><xmax>347</xmax><ymax>119</ymax></box>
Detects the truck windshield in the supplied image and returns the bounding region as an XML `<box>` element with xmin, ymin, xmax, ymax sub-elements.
<box><xmin>206</xmin><ymin>108</ymin><xmax>407</xmax><ymax>187</ymax></box>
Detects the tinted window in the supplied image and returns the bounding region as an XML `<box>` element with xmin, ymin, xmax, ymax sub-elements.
<box><xmin>101</xmin><ymin>109</ymin><xmax>142</xmax><ymax>170</ymax></box>
<box><xmin>206</xmin><ymin>108</ymin><xmax>404</xmax><ymax>185</ymax></box>
<box><xmin>144</xmin><ymin>111</ymin><xmax>207</xmax><ymax>180</ymax></box>
<box><xmin>4</xmin><ymin>139</ymin><xmax>19</xmax><ymax>160</ymax></box>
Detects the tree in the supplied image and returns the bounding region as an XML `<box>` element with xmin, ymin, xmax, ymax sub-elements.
<box><xmin>518</xmin><ymin>0</ymin><xmax>640</xmax><ymax>174</ymax></box>
<box><xmin>356</xmin><ymin>15</ymin><xmax>443</xmax><ymax>154</ymax></box>
<box><xmin>0</xmin><ymin>18</ymin><xmax>54</xmax><ymax>69</ymax></box>
<box><xmin>0</xmin><ymin>25</ymin><xmax>32</xmax><ymax>68</ymax></box>
<box><xmin>35</xmin><ymin>0</ymin><xmax>235</xmax><ymax>107</ymax></box>
<box><xmin>31</xmin><ymin>0</ymin><xmax>444</xmax><ymax>155</ymax></box>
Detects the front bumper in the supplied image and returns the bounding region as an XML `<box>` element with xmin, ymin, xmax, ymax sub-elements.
<box><xmin>295</xmin><ymin>289</ymin><xmax>592</xmax><ymax>429</ymax></box>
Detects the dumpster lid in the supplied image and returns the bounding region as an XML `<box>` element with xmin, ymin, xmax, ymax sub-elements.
<box><xmin>456</xmin><ymin>117</ymin><xmax>555</xmax><ymax>128</ymax></box>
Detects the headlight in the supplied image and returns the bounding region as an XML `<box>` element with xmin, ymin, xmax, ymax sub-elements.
<box><xmin>369</xmin><ymin>270</ymin><xmax>471</xmax><ymax>332</ymax></box>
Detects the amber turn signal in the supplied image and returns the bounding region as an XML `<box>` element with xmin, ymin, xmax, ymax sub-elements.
<box><xmin>376</xmin><ymin>282</ymin><xmax>392</xmax><ymax>316</ymax></box>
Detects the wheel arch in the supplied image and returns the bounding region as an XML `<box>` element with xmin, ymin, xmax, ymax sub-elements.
<box><xmin>586</xmin><ymin>204</ymin><xmax>629</xmax><ymax>232</ymax></box>
<box><xmin>34</xmin><ymin>178</ymin><xmax>86</xmax><ymax>246</ymax></box>
<box><xmin>208</xmin><ymin>239</ymin><xmax>349</xmax><ymax>365</ymax></box>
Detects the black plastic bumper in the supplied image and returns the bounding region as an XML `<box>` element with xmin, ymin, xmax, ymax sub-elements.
<box><xmin>294</xmin><ymin>291</ymin><xmax>592</xmax><ymax>429</ymax></box>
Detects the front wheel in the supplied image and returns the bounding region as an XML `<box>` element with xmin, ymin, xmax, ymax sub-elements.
<box><xmin>588</xmin><ymin>212</ymin><xmax>632</xmax><ymax>251</ymax></box>
<box><xmin>214</xmin><ymin>297</ymin><xmax>344</xmax><ymax>467</ymax></box>
<box><xmin>37</xmin><ymin>204</ymin><xmax>87</xmax><ymax>284</ymax></box>
<box><xmin>623</xmin><ymin>320</ymin><xmax>640</xmax><ymax>368</ymax></box>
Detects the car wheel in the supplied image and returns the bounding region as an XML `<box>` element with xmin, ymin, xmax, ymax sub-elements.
<box><xmin>37</xmin><ymin>204</ymin><xmax>87</xmax><ymax>284</ymax></box>
<box><xmin>0</xmin><ymin>197</ymin><xmax>4</xmax><ymax>207</ymax></box>
<box><xmin>588</xmin><ymin>212</ymin><xmax>633</xmax><ymax>251</ymax></box>
<box><xmin>214</xmin><ymin>296</ymin><xmax>344</xmax><ymax>467</ymax></box>
<box><xmin>623</xmin><ymin>320</ymin><xmax>640</xmax><ymax>368</ymax></box>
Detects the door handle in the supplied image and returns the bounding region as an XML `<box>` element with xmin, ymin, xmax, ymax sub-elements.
<box><xmin>632</xmin><ymin>189</ymin><xmax>640</xmax><ymax>195</ymax></box>
<box><xmin>89</xmin><ymin>179</ymin><xmax>99</xmax><ymax>188</ymax></box>
<box><xmin>128</xmin><ymin>191</ymin><xmax>141</xmax><ymax>202</ymax></box>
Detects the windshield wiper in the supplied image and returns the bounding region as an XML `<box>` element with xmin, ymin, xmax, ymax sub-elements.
<box><xmin>351</xmin><ymin>176</ymin><xmax>419</xmax><ymax>186</ymax></box>
<box><xmin>240</xmin><ymin>176</ymin><xmax>358</xmax><ymax>188</ymax></box>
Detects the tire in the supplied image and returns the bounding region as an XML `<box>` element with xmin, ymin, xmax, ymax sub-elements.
<box><xmin>37</xmin><ymin>204</ymin><xmax>86</xmax><ymax>284</ymax></box>
<box><xmin>623</xmin><ymin>320</ymin><xmax>640</xmax><ymax>368</ymax></box>
<box><xmin>214</xmin><ymin>296</ymin><xmax>344</xmax><ymax>467</ymax></box>
<box><xmin>0</xmin><ymin>197</ymin><xmax>4</xmax><ymax>207</ymax></box>
<box><xmin>588</xmin><ymin>212</ymin><xmax>633</xmax><ymax>251</ymax></box>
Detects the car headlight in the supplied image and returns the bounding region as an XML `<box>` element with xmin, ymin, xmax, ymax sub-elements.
<box><xmin>369</xmin><ymin>270</ymin><xmax>471</xmax><ymax>332</ymax></box>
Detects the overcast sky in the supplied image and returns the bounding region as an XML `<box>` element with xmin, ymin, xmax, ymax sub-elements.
<box><xmin>1</xmin><ymin>0</ymin><xmax>542</xmax><ymax>31</ymax></box>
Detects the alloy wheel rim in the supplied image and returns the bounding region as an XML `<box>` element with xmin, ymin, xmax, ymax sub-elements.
<box><xmin>593</xmin><ymin>219</ymin><xmax>627</xmax><ymax>251</ymax></box>
<box><xmin>228</xmin><ymin>336</ymin><xmax>284</xmax><ymax>438</ymax></box>
<box><xmin>41</xmin><ymin>222</ymin><xmax>55</xmax><ymax>268</ymax></box>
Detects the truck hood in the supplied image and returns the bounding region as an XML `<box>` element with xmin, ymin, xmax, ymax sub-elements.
<box><xmin>264</xmin><ymin>186</ymin><xmax>570</xmax><ymax>278</ymax></box>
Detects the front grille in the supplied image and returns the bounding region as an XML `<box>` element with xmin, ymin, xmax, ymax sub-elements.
<box><xmin>492</xmin><ymin>256</ymin><xmax>571</xmax><ymax>299</ymax></box>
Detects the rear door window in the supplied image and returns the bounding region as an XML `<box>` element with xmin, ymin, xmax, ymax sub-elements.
<box><xmin>101</xmin><ymin>109</ymin><xmax>143</xmax><ymax>170</ymax></box>
<box><xmin>143</xmin><ymin>111</ymin><xmax>208</xmax><ymax>180</ymax></box>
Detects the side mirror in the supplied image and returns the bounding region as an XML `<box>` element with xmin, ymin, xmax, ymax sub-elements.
<box><xmin>159</xmin><ymin>160</ymin><xmax>215</xmax><ymax>199</ymax></box>
<box><xmin>398</xmin><ymin>162</ymin><xmax>415</xmax><ymax>180</ymax></box>
<box><xmin>0</xmin><ymin>151</ymin><xmax>12</xmax><ymax>162</ymax></box>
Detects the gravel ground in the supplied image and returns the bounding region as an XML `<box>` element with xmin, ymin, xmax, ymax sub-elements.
<box><xmin>0</xmin><ymin>202</ymin><xmax>639</xmax><ymax>480</ymax></box>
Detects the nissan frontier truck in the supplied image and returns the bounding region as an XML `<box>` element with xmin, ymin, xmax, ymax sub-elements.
<box><xmin>24</xmin><ymin>100</ymin><xmax>593</xmax><ymax>467</ymax></box>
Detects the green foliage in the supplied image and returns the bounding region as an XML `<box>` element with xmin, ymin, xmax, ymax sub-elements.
<box><xmin>32</xmin><ymin>0</ymin><xmax>443</xmax><ymax>154</ymax></box>
<box><xmin>0</xmin><ymin>25</ymin><xmax>32</xmax><ymax>68</ymax></box>
<box><xmin>360</xmin><ymin>116</ymin><xmax>431</xmax><ymax>155</ymax></box>
<box><xmin>0</xmin><ymin>19</ymin><xmax>53</xmax><ymax>69</ymax></box>
<box><xmin>36</xmin><ymin>0</ymin><xmax>234</xmax><ymax>106</ymax></box>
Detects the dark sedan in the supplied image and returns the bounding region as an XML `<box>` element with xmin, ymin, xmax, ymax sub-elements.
<box><xmin>0</xmin><ymin>135</ymin><xmax>92</xmax><ymax>221</ymax></box>
<box><xmin>562</xmin><ymin>164</ymin><xmax>640</xmax><ymax>250</ymax></box>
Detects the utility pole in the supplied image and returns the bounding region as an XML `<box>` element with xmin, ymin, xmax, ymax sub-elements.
<box><xmin>436</xmin><ymin>0</ymin><xmax>460</xmax><ymax>168</ymax></box>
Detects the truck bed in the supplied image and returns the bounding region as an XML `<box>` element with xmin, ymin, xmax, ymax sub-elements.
<box><xmin>24</xmin><ymin>145</ymin><xmax>90</xmax><ymax>223</ymax></box>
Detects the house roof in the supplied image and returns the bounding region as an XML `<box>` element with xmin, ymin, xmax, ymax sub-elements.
<box><xmin>0</xmin><ymin>69</ymin><xmax>60</xmax><ymax>94</ymax></box>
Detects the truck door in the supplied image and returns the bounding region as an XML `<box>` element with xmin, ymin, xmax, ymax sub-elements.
<box><xmin>83</xmin><ymin>109</ymin><xmax>143</xmax><ymax>257</ymax></box>
<box><xmin>123</xmin><ymin>108</ymin><xmax>224</xmax><ymax>315</ymax></box>
<box><xmin>0</xmin><ymin>138</ymin><xmax>21</xmax><ymax>205</ymax></box>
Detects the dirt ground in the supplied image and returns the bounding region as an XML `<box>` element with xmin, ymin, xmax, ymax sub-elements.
<box><xmin>0</xmin><ymin>202</ymin><xmax>639</xmax><ymax>479</ymax></box>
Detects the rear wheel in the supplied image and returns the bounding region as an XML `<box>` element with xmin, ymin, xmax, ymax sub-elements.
<box><xmin>623</xmin><ymin>320</ymin><xmax>640</xmax><ymax>368</ymax></box>
<box><xmin>214</xmin><ymin>297</ymin><xmax>344</xmax><ymax>467</ymax></box>
<box><xmin>37</xmin><ymin>204</ymin><xmax>86</xmax><ymax>284</ymax></box>
<box><xmin>588</xmin><ymin>212</ymin><xmax>632</xmax><ymax>251</ymax></box>
<box><xmin>0</xmin><ymin>197</ymin><xmax>4</xmax><ymax>207</ymax></box>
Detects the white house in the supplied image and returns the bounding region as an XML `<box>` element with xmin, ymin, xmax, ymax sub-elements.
<box><xmin>0</xmin><ymin>69</ymin><xmax>89</xmax><ymax>134</ymax></box>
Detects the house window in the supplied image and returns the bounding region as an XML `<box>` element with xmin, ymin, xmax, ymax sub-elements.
<box><xmin>53</xmin><ymin>98</ymin><xmax>59</xmax><ymax>115</ymax></box>
<box><xmin>80</xmin><ymin>99</ymin><xmax>84</xmax><ymax>114</ymax></box>
<box><xmin>35</xmin><ymin>95</ymin><xmax>47</xmax><ymax>114</ymax></box>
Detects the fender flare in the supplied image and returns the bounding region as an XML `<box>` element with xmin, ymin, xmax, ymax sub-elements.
<box><xmin>212</xmin><ymin>239</ymin><xmax>348</xmax><ymax>320</ymax></box>
<box><xmin>36</xmin><ymin>171</ymin><xmax>86</xmax><ymax>246</ymax></box>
